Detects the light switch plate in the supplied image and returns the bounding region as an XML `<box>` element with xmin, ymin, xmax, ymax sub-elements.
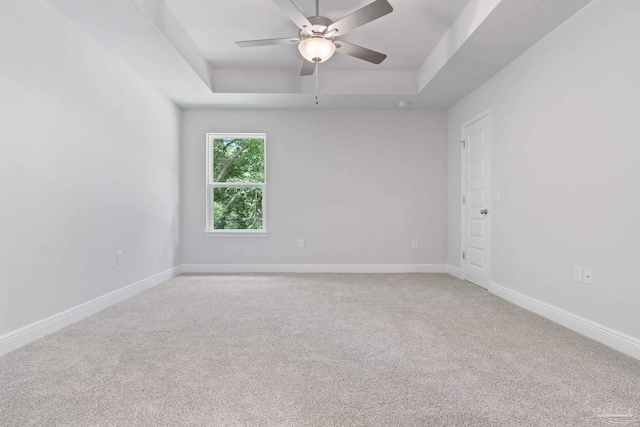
<box><xmin>583</xmin><ymin>268</ymin><xmax>593</xmax><ymax>284</ymax></box>
<box><xmin>573</xmin><ymin>265</ymin><xmax>582</xmax><ymax>282</ymax></box>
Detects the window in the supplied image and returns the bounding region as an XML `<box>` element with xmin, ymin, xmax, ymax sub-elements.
<box><xmin>205</xmin><ymin>133</ymin><xmax>267</xmax><ymax>237</ymax></box>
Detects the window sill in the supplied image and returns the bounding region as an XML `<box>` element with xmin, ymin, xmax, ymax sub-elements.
<box><xmin>203</xmin><ymin>230</ymin><xmax>269</xmax><ymax>238</ymax></box>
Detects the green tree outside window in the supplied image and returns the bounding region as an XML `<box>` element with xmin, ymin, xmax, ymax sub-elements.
<box><xmin>209</xmin><ymin>136</ymin><xmax>265</xmax><ymax>230</ymax></box>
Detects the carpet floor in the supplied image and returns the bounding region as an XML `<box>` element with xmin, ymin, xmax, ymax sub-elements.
<box><xmin>1</xmin><ymin>273</ymin><xmax>639</xmax><ymax>426</ymax></box>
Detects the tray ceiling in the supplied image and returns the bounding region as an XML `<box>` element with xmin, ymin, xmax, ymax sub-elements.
<box><xmin>45</xmin><ymin>0</ymin><xmax>593</xmax><ymax>109</ymax></box>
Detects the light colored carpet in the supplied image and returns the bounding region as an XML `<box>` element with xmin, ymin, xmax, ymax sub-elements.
<box><xmin>1</xmin><ymin>273</ymin><xmax>639</xmax><ymax>426</ymax></box>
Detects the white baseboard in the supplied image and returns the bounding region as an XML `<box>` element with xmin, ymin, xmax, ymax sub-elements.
<box><xmin>182</xmin><ymin>264</ymin><xmax>448</xmax><ymax>274</ymax></box>
<box><xmin>490</xmin><ymin>281</ymin><xmax>640</xmax><ymax>361</ymax></box>
<box><xmin>0</xmin><ymin>266</ymin><xmax>182</xmax><ymax>357</ymax></box>
<box><xmin>446</xmin><ymin>265</ymin><xmax>462</xmax><ymax>279</ymax></box>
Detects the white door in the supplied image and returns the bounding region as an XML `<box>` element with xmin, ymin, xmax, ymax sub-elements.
<box><xmin>461</xmin><ymin>112</ymin><xmax>492</xmax><ymax>289</ymax></box>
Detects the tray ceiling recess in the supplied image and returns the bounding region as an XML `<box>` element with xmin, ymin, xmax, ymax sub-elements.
<box><xmin>45</xmin><ymin>0</ymin><xmax>593</xmax><ymax>109</ymax></box>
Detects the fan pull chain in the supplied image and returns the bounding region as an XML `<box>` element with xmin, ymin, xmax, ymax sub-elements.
<box><xmin>315</xmin><ymin>60</ymin><xmax>319</xmax><ymax>105</ymax></box>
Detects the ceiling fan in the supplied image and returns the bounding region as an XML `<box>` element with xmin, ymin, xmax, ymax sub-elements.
<box><xmin>236</xmin><ymin>0</ymin><xmax>393</xmax><ymax>76</ymax></box>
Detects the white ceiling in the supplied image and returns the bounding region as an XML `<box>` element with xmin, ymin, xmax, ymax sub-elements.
<box><xmin>163</xmin><ymin>0</ymin><xmax>469</xmax><ymax>71</ymax></box>
<box><xmin>46</xmin><ymin>0</ymin><xmax>593</xmax><ymax>109</ymax></box>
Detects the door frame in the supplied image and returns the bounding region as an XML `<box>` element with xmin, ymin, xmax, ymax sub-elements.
<box><xmin>460</xmin><ymin>108</ymin><xmax>493</xmax><ymax>288</ymax></box>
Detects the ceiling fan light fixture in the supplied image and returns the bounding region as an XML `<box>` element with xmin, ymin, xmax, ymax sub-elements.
<box><xmin>298</xmin><ymin>37</ymin><xmax>336</xmax><ymax>63</ymax></box>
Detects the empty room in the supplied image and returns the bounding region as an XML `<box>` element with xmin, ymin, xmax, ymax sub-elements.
<box><xmin>1</xmin><ymin>0</ymin><xmax>639</xmax><ymax>425</ymax></box>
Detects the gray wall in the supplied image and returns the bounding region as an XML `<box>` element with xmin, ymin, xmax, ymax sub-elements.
<box><xmin>0</xmin><ymin>0</ymin><xmax>181</xmax><ymax>335</ymax></box>
<box><xmin>181</xmin><ymin>109</ymin><xmax>447</xmax><ymax>265</ymax></box>
<box><xmin>447</xmin><ymin>0</ymin><xmax>640</xmax><ymax>339</ymax></box>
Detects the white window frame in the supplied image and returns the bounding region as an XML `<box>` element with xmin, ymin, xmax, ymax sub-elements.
<box><xmin>204</xmin><ymin>133</ymin><xmax>268</xmax><ymax>238</ymax></box>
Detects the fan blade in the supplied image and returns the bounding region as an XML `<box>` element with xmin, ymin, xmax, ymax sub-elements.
<box><xmin>300</xmin><ymin>60</ymin><xmax>315</xmax><ymax>76</ymax></box>
<box><xmin>334</xmin><ymin>40</ymin><xmax>387</xmax><ymax>64</ymax></box>
<box><xmin>326</xmin><ymin>0</ymin><xmax>393</xmax><ymax>36</ymax></box>
<box><xmin>271</xmin><ymin>0</ymin><xmax>313</xmax><ymax>30</ymax></box>
<box><xmin>236</xmin><ymin>37</ymin><xmax>301</xmax><ymax>48</ymax></box>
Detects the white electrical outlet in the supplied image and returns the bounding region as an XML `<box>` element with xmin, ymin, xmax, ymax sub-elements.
<box><xmin>573</xmin><ymin>265</ymin><xmax>582</xmax><ymax>282</ymax></box>
<box><xmin>494</xmin><ymin>189</ymin><xmax>501</xmax><ymax>201</ymax></box>
<box><xmin>298</xmin><ymin>238</ymin><xmax>304</xmax><ymax>248</ymax></box>
<box><xmin>412</xmin><ymin>239</ymin><xmax>418</xmax><ymax>248</ymax></box>
<box><xmin>583</xmin><ymin>268</ymin><xmax>593</xmax><ymax>284</ymax></box>
<box><xmin>117</xmin><ymin>251</ymin><xmax>124</xmax><ymax>265</ymax></box>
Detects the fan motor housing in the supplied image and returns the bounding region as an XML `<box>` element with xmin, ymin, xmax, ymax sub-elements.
<box><xmin>299</xmin><ymin>16</ymin><xmax>335</xmax><ymax>40</ymax></box>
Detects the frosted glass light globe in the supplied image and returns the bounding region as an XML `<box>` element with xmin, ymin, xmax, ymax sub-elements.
<box><xmin>298</xmin><ymin>37</ymin><xmax>336</xmax><ymax>63</ymax></box>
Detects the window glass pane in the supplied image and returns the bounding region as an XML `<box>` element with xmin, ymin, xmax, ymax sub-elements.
<box><xmin>213</xmin><ymin>187</ymin><xmax>263</xmax><ymax>230</ymax></box>
<box><xmin>212</xmin><ymin>138</ymin><xmax>264</xmax><ymax>183</ymax></box>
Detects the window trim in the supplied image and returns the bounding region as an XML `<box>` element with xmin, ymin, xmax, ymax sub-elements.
<box><xmin>204</xmin><ymin>133</ymin><xmax>268</xmax><ymax>237</ymax></box>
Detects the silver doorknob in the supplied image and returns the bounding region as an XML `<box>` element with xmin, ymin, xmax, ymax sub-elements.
<box><xmin>480</xmin><ymin>209</ymin><xmax>488</xmax><ymax>215</ymax></box>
